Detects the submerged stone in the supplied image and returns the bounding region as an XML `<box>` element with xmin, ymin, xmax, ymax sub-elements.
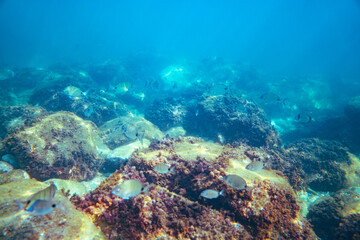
<box><xmin>4</xmin><ymin>112</ymin><xmax>104</xmax><ymax>181</ymax></box>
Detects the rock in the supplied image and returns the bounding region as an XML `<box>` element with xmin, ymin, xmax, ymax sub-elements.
<box><xmin>0</xmin><ymin>169</ymin><xmax>30</xmax><ymax>185</ymax></box>
<box><xmin>345</xmin><ymin>96</ymin><xmax>360</xmax><ymax>122</ymax></box>
<box><xmin>45</xmin><ymin>178</ymin><xmax>88</xmax><ymax>196</ymax></box>
<box><xmin>165</xmin><ymin>126</ymin><xmax>186</xmax><ymax>138</ymax></box>
<box><xmin>144</xmin><ymin>98</ymin><xmax>188</xmax><ymax>131</ymax></box>
<box><xmin>307</xmin><ymin>188</ymin><xmax>360</xmax><ymax>240</ymax></box>
<box><xmin>72</xmin><ymin>138</ymin><xmax>316</xmax><ymax>239</ymax></box>
<box><xmin>4</xmin><ymin>112</ymin><xmax>104</xmax><ymax>181</ymax></box>
<box><xmin>307</xmin><ymin>196</ymin><xmax>342</xmax><ymax>240</ymax></box>
<box><xmin>101</xmin><ymin>139</ymin><xmax>151</xmax><ymax>173</ymax></box>
<box><xmin>184</xmin><ymin>95</ymin><xmax>280</xmax><ymax>147</ymax></box>
<box><xmin>99</xmin><ymin>116</ymin><xmax>163</xmax><ymax>150</ymax></box>
<box><xmin>284</xmin><ymin>138</ymin><xmax>351</xmax><ymax>192</ymax></box>
<box><xmin>0</xmin><ymin>105</ymin><xmax>47</xmax><ymax>137</ymax></box>
<box><xmin>0</xmin><ymin>179</ymin><xmax>105</xmax><ymax>239</ymax></box>
<box><xmin>336</xmin><ymin>214</ymin><xmax>360</xmax><ymax>240</ymax></box>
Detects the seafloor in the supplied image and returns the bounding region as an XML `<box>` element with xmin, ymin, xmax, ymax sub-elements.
<box><xmin>0</xmin><ymin>58</ymin><xmax>360</xmax><ymax>239</ymax></box>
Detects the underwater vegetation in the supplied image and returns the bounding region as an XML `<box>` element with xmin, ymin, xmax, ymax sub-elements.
<box><xmin>0</xmin><ymin>57</ymin><xmax>359</xmax><ymax>239</ymax></box>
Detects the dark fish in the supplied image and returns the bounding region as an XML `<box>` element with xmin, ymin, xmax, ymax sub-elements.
<box><xmin>224</xmin><ymin>175</ymin><xmax>247</xmax><ymax>190</ymax></box>
<box><xmin>294</xmin><ymin>113</ymin><xmax>312</xmax><ymax>123</ymax></box>
<box><xmin>1</xmin><ymin>154</ymin><xmax>17</xmax><ymax>166</ymax></box>
<box><xmin>260</xmin><ymin>92</ymin><xmax>281</xmax><ymax>104</ymax></box>
<box><xmin>245</xmin><ymin>161</ymin><xmax>264</xmax><ymax>171</ymax></box>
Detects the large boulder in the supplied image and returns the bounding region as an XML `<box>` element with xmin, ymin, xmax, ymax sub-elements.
<box><xmin>184</xmin><ymin>95</ymin><xmax>280</xmax><ymax>147</ymax></box>
<box><xmin>284</xmin><ymin>138</ymin><xmax>351</xmax><ymax>192</ymax></box>
<box><xmin>99</xmin><ymin>115</ymin><xmax>164</xmax><ymax>150</ymax></box>
<box><xmin>345</xmin><ymin>96</ymin><xmax>360</xmax><ymax>122</ymax></box>
<box><xmin>0</xmin><ymin>105</ymin><xmax>47</xmax><ymax>138</ymax></box>
<box><xmin>72</xmin><ymin>138</ymin><xmax>316</xmax><ymax>239</ymax></box>
<box><xmin>144</xmin><ymin>98</ymin><xmax>188</xmax><ymax>131</ymax></box>
<box><xmin>5</xmin><ymin>112</ymin><xmax>104</xmax><ymax>181</ymax></box>
<box><xmin>0</xmin><ymin>179</ymin><xmax>105</xmax><ymax>239</ymax></box>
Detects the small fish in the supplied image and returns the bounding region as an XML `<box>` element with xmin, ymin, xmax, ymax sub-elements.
<box><xmin>136</xmin><ymin>127</ymin><xmax>146</xmax><ymax>145</ymax></box>
<box><xmin>112</xmin><ymin>180</ymin><xmax>145</xmax><ymax>200</ymax></box>
<box><xmin>17</xmin><ymin>182</ymin><xmax>58</xmax><ymax>216</ymax></box>
<box><xmin>195</xmin><ymin>109</ymin><xmax>199</xmax><ymax>116</ymax></box>
<box><xmin>1</xmin><ymin>154</ymin><xmax>18</xmax><ymax>168</ymax></box>
<box><xmin>114</xmin><ymin>82</ymin><xmax>131</xmax><ymax>94</ymax></box>
<box><xmin>121</xmin><ymin>123</ymin><xmax>138</xmax><ymax>140</ymax></box>
<box><xmin>217</xmin><ymin>133</ymin><xmax>225</xmax><ymax>144</ymax></box>
<box><xmin>153</xmin><ymin>163</ymin><xmax>172</xmax><ymax>174</ymax></box>
<box><xmin>172</xmin><ymin>107</ymin><xmax>180</xmax><ymax>116</ymax></box>
<box><xmin>23</xmin><ymin>199</ymin><xmax>59</xmax><ymax>216</ymax></box>
<box><xmin>223</xmin><ymin>175</ymin><xmax>247</xmax><ymax>190</ymax></box>
<box><xmin>63</xmin><ymin>86</ymin><xmax>87</xmax><ymax>99</ymax></box>
<box><xmin>200</xmin><ymin>189</ymin><xmax>224</xmax><ymax>199</ymax></box>
<box><xmin>24</xmin><ymin>182</ymin><xmax>57</xmax><ymax>211</ymax></box>
<box><xmin>245</xmin><ymin>161</ymin><xmax>264</xmax><ymax>171</ymax></box>
<box><xmin>83</xmin><ymin>105</ymin><xmax>94</xmax><ymax>117</ymax></box>
<box><xmin>260</xmin><ymin>92</ymin><xmax>281</xmax><ymax>104</ymax></box>
<box><xmin>0</xmin><ymin>161</ymin><xmax>13</xmax><ymax>173</ymax></box>
<box><xmin>294</xmin><ymin>113</ymin><xmax>312</xmax><ymax>123</ymax></box>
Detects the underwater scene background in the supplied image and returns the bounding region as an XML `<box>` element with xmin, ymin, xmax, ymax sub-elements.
<box><xmin>0</xmin><ymin>0</ymin><xmax>360</xmax><ymax>239</ymax></box>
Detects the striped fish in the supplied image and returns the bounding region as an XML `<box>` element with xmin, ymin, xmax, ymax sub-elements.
<box><xmin>24</xmin><ymin>182</ymin><xmax>57</xmax><ymax>211</ymax></box>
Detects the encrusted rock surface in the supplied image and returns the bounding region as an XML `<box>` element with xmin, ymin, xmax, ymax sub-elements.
<box><xmin>72</xmin><ymin>138</ymin><xmax>316</xmax><ymax>239</ymax></box>
<box><xmin>284</xmin><ymin>138</ymin><xmax>351</xmax><ymax>192</ymax></box>
<box><xmin>184</xmin><ymin>95</ymin><xmax>280</xmax><ymax>148</ymax></box>
<box><xmin>99</xmin><ymin>115</ymin><xmax>164</xmax><ymax>150</ymax></box>
<box><xmin>0</xmin><ymin>178</ymin><xmax>105</xmax><ymax>239</ymax></box>
<box><xmin>4</xmin><ymin>111</ymin><xmax>104</xmax><ymax>181</ymax></box>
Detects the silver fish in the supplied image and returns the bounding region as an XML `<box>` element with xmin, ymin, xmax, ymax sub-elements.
<box><xmin>63</xmin><ymin>86</ymin><xmax>87</xmax><ymax>99</ymax></box>
<box><xmin>260</xmin><ymin>92</ymin><xmax>281</xmax><ymax>104</ymax></box>
<box><xmin>84</xmin><ymin>105</ymin><xmax>94</xmax><ymax>117</ymax></box>
<box><xmin>0</xmin><ymin>161</ymin><xmax>13</xmax><ymax>173</ymax></box>
<box><xmin>24</xmin><ymin>182</ymin><xmax>57</xmax><ymax>211</ymax></box>
<box><xmin>121</xmin><ymin>123</ymin><xmax>145</xmax><ymax>144</ymax></box>
<box><xmin>121</xmin><ymin>123</ymin><xmax>138</xmax><ymax>140</ymax></box>
<box><xmin>200</xmin><ymin>189</ymin><xmax>223</xmax><ymax>199</ymax></box>
<box><xmin>136</xmin><ymin>127</ymin><xmax>146</xmax><ymax>145</ymax></box>
<box><xmin>112</xmin><ymin>180</ymin><xmax>144</xmax><ymax>200</ymax></box>
<box><xmin>23</xmin><ymin>199</ymin><xmax>59</xmax><ymax>216</ymax></box>
<box><xmin>153</xmin><ymin>163</ymin><xmax>171</xmax><ymax>174</ymax></box>
<box><xmin>224</xmin><ymin>175</ymin><xmax>247</xmax><ymax>190</ymax></box>
<box><xmin>245</xmin><ymin>161</ymin><xmax>264</xmax><ymax>172</ymax></box>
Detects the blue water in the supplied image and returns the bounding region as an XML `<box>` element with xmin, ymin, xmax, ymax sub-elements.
<box><xmin>1</xmin><ymin>2</ymin><xmax>360</xmax><ymax>239</ymax></box>
<box><xmin>1</xmin><ymin>0</ymin><xmax>359</xmax><ymax>77</ymax></box>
